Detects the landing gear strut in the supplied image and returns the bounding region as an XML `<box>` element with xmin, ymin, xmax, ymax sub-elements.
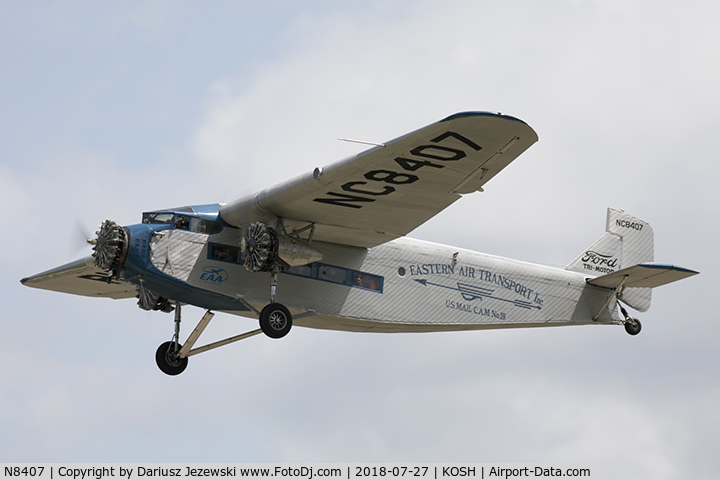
<box><xmin>154</xmin><ymin>299</ymin><xmax>305</xmax><ymax>375</ymax></box>
<box><xmin>257</xmin><ymin>267</ymin><xmax>293</xmax><ymax>339</ymax></box>
<box><xmin>154</xmin><ymin>265</ymin><xmax>302</xmax><ymax>375</ymax></box>
<box><xmin>155</xmin><ymin>303</ymin><xmax>190</xmax><ymax>375</ymax></box>
<box><xmin>155</xmin><ymin>303</ymin><xmax>264</xmax><ymax>375</ymax></box>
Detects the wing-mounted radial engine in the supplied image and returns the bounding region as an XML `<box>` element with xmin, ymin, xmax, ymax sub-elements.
<box><xmin>229</xmin><ymin>221</ymin><xmax>324</xmax><ymax>344</ymax></box>
<box><xmin>242</xmin><ymin>221</ymin><xmax>323</xmax><ymax>272</ymax></box>
<box><xmin>89</xmin><ymin>219</ymin><xmax>130</xmax><ymax>279</ymax></box>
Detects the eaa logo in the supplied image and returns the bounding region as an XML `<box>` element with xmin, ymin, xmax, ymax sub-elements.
<box><xmin>199</xmin><ymin>266</ymin><xmax>228</xmax><ymax>284</ymax></box>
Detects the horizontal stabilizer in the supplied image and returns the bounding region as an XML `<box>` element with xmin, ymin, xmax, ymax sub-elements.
<box><xmin>587</xmin><ymin>263</ymin><xmax>699</xmax><ymax>289</ymax></box>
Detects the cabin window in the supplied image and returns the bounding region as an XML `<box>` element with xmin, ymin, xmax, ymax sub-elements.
<box><xmin>318</xmin><ymin>265</ymin><xmax>347</xmax><ymax>284</ymax></box>
<box><xmin>353</xmin><ymin>272</ymin><xmax>383</xmax><ymax>292</ymax></box>
<box><xmin>286</xmin><ymin>265</ymin><xmax>312</xmax><ymax>277</ymax></box>
<box><xmin>283</xmin><ymin>262</ymin><xmax>383</xmax><ymax>293</ymax></box>
<box><xmin>209</xmin><ymin>244</ymin><xmax>242</xmax><ymax>264</ymax></box>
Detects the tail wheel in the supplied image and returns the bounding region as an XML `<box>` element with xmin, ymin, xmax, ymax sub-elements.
<box><xmin>259</xmin><ymin>303</ymin><xmax>292</xmax><ymax>339</ymax></box>
<box><xmin>624</xmin><ymin>318</ymin><xmax>642</xmax><ymax>336</ymax></box>
<box><xmin>155</xmin><ymin>341</ymin><xmax>188</xmax><ymax>375</ymax></box>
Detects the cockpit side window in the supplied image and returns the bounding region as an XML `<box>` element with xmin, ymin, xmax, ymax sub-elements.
<box><xmin>143</xmin><ymin>213</ymin><xmax>175</xmax><ymax>224</ymax></box>
<box><xmin>176</xmin><ymin>215</ymin><xmax>222</xmax><ymax>234</ymax></box>
<box><xmin>175</xmin><ymin>215</ymin><xmax>191</xmax><ymax>230</ymax></box>
<box><xmin>193</xmin><ymin>218</ymin><xmax>222</xmax><ymax>234</ymax></box>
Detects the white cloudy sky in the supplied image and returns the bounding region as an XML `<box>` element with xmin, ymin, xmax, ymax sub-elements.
<box><xmin>1</xmin><ymin>0</ymin><xmax>718</xmax><ymax>477</ymax></box>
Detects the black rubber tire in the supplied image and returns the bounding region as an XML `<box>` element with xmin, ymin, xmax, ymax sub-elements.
<box><xmin>624</xmin><ymin>318</ymin><xmax>642</xmax><ymax>336</ymax></box>
<box><xmin>259</xmin><ymin>303</ymin><xmax>292</xmax><ymax>339</ymax></box>
<box><xmin>155</xmin><ymin>341</ymin><xmax>188</xmax><ymax>375</ymax></box>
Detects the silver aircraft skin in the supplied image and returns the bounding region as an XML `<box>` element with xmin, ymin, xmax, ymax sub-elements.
<box><xmin>21</xmin><ymin>112</ymin><xmax>698</xmax><ymax>375</ymax></box>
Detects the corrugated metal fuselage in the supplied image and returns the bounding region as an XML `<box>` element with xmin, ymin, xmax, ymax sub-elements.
<box><xmin>124</xmin><ymin>221</ymin><xmax>621</xmax><ymax>333</ymax></box>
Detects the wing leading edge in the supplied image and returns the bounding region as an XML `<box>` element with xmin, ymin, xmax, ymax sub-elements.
<box><xmin>220</xmin><ymin>112</ymin><xmax>538</xmax><ymax>248</ymax></box>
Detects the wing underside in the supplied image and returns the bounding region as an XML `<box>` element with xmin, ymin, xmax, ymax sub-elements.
<box><xmin>21</xmin><ymin>256</ymin><xmax>138</xmax><ymax>299</ymax></box>
<box><xmin>220</xmin><ymin>112</ymin><xmax>538</xmax><ymax>248</ymax></box>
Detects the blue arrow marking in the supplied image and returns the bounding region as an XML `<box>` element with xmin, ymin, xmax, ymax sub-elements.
<box><xmin>414</xmin><ymin>278</ymin><xmax>542</xmax><ymax>310</ymax></box>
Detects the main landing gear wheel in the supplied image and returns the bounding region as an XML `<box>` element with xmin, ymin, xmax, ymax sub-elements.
<box><xmin>259</xmin><ymin>303</ymin><xmax>292</xmax><ymax>339</ymax></box>
<box><xmin>156</xmin><ymin>341</ymin><xmax>188</xmax><ymax>376</ymax></box>
<box><xmin>624</xmin><ymin>318</ymin><xmax>642</xmax><ymax>336</ymax></box>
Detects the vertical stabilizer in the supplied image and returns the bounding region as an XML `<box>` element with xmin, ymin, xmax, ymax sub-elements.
<box><xmin>566</xmin><ymin>208</ymin><xmax>654</xmax><ymax>312</ymax></box>
<box><xmin>605</xmin><ymin>208</ymin><xmax>654</xmax><ymax>266</ymax></box>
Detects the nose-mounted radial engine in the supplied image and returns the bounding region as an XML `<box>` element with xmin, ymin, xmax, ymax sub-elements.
<box><xmin>89</xmin><ymin>220</ymin><xmax>129</xmax><ymax>279</ymax></box>
<box><xmin>89</xmin><ymin>220</ymin><xmax>172</xmax><ymax>312</ymax></box>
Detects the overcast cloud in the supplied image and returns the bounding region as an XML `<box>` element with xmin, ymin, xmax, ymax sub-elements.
<box><xmin>1</xmin><ymin>1</ymin><xmax>718</xmax><ymax>478</ymax></box>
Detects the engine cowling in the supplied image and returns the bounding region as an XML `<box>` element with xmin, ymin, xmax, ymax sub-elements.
<box><xmin>243</xmin><ymin>222</ymin><xmax>322</xmax><ymax>272</ymax></box>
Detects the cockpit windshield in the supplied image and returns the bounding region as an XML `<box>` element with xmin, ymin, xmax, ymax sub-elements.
<box><xmin>142</xmin><ymin>212</ymin><xmax>175</xmax><ymax>224</ymax></box>
<box><xmin>143</xmin><ymin>210</ymin><xmax>222</xmax><ymax>234</ymax></box>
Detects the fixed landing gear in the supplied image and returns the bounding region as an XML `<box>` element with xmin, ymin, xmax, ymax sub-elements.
<box><xmin>155</xmin><ymin>303</ymin><xmax>191</xmax><ymax>375</ymax></box>
<box><xmin>155</xmin><ymin>298</ymin><xmax>298</xmax><ymax>375</ymax></box>
<box><xmin>620</xmin><ymin>305</ymin><xmax>642</xmax><ymax>336</ymax></box>
<box><xmin>255</xmin><ymin>266</ymin><xmax>293</xmax><ymax>339</ymax></box>
<box><xmin>154</xmin><ymin>266</ymin><xmax>300</xmax><ymax>375</ymax></box>
<box><xmin>155</xmin><ymin>341</ymin><xmax>188</xmax><ymax>376</ymax></box>
<box><xmin>259</xmin><ymin>303</ymin><xmax>292</xmax><ymax>339</ymax></box>
<box><xmin>624</xmin><ymin>317</ymin><xmax>642</xmax><ymax>336</ymax></box>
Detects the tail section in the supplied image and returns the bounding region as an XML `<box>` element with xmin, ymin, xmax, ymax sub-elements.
<box><xmin>566</xmin><ymin>208</ymin><xmax>654</xmax><ymax>311</ymax></box>
<box><xmin>566</xmin><ymin>208</ymin><xmax>654</xmax><ymax>274</ymax></box>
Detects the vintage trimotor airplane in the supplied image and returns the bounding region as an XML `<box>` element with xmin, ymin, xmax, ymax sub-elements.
<box><xmin>21</xmin><ymin>112</ymin><xmax>699</xmax><ymax>375</ymax></box>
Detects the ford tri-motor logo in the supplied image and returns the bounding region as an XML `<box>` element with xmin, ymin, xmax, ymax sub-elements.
<box><xmin>199</xmin><ymin>266</ymin><xmax>228</xmax><ymax>284</ymax></box>
<box><xmin>581</xmin><ymin>250</ymin><xmax>618</xmax><ymax>273</ymax></box>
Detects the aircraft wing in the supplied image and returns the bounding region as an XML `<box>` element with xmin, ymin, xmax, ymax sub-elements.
<box><xmin>586</xmin><ymin>263</ymin><xmax>699</xmax><ymax>289</ymax></box>
<box><xmin>20</xmin><ymin>256</ymin><xmax>138</xmax><ymax>299</ymax></box>
<box><xmin>220</xmin><ymin>112</ymin><xmax>538</xmax><ymax>248</ymax></box>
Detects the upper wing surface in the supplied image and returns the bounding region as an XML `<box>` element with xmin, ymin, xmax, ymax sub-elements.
<box><xmin>21</xmin><ymin>256</ymin><xmax>138</xmax><ymax>299</ymax></box>
<box><xmin>220</xmin><ymin>112</ymin><xmax>538</xmax><ymax>247</ymax></box>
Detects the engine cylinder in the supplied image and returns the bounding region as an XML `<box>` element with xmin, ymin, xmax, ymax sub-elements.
<box><xmin>91</xmin><ymin>219</ymin><xmax>129</xmax><ymax>277</ymax></box>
